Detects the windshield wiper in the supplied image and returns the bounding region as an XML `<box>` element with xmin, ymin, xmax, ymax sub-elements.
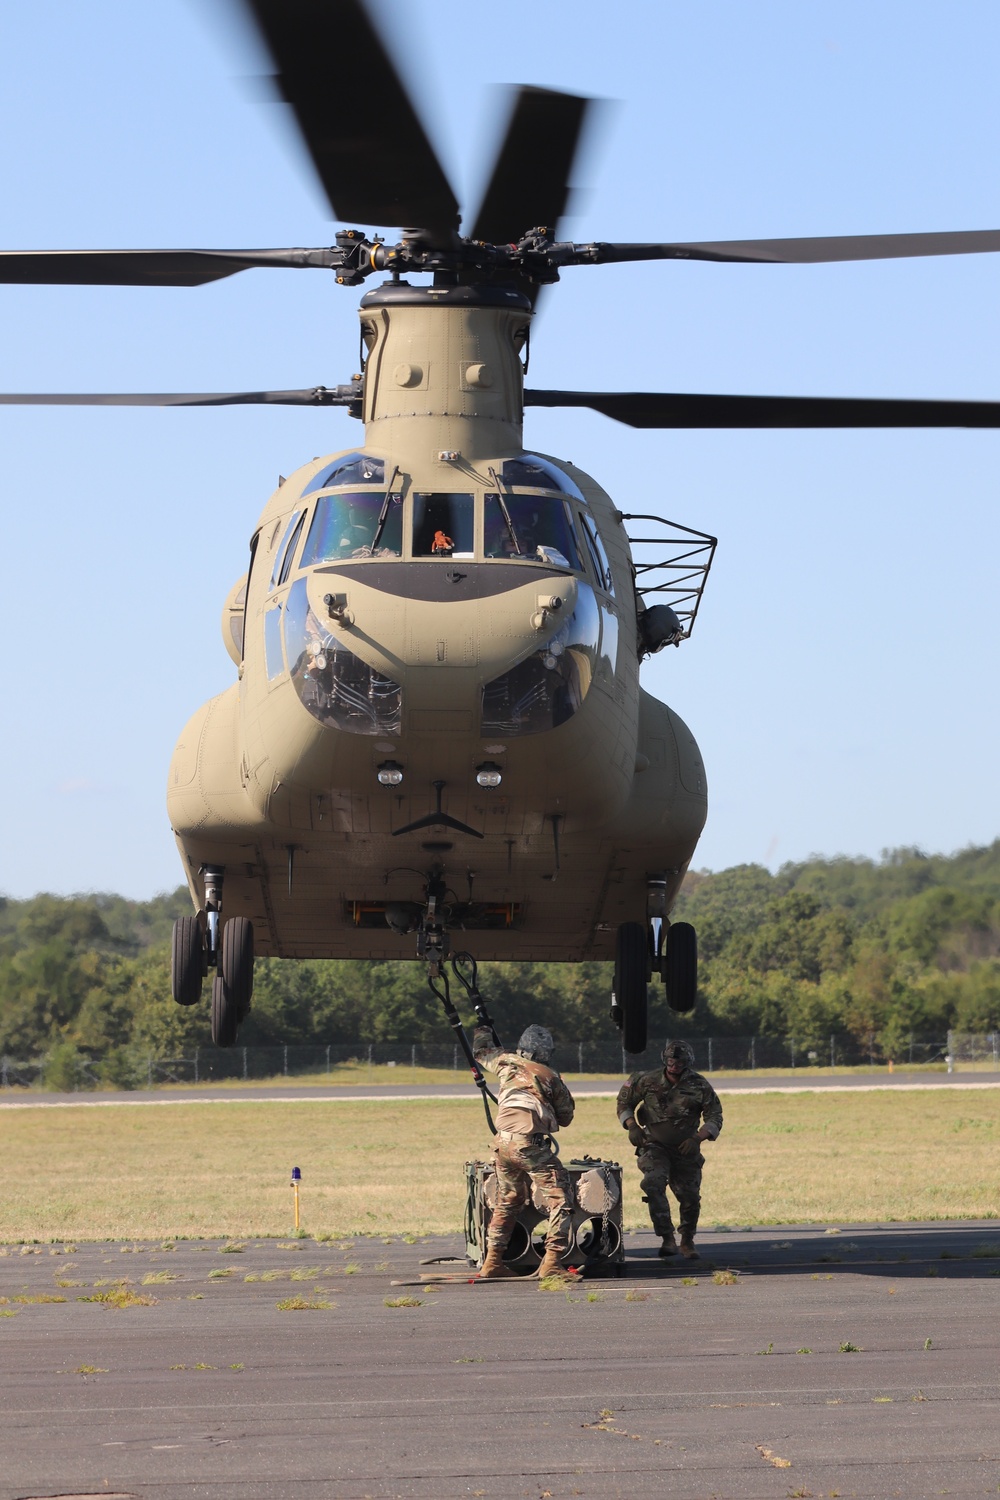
<box><xmin>369</xmin><ymin>466</ymin><xmax>400</xmax><ymax>554</ymax></box>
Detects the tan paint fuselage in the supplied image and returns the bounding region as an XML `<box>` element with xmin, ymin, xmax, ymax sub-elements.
<box><xmin>167</xmin><ymin>284</ymin><xmax>707</xmax><ymax>959</ymax></box>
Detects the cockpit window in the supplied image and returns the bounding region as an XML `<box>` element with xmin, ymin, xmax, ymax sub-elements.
<box><xmin>276</xmin><ymin>511</ymin><xmax>307</xmax><ymax>587</ymax></box>
<box><xmin>484</xmin><ymin>493</ymin><xmax>582</xmax><ymax>570</ymax></box>
<box><xmin>302</xmin><ymin>452</ymin><xmax>385</xmax><ymax>497</ymax></box>
<box><xmin>300</xmin><ymin>491</ymin><xmax>402</xmax><ymax>564</ymax></box>
<box><xmin>581</xmin><ymin>514</ymin><xmax>615</xmax><ymax>596</ymax></box>
<box><xmin>501</xmin><ymin>454</ymin><xmax>584</xmax><ymax>501</ymax></box>
<box><xmin>413</xmin><ymin>493</ymin><xmax>474</xmax><ymax>558</ymax></box>
<box><xmin>269</xmin><ymin>510</ymin><xmax>303</xmax><ymax>590</ymax></box>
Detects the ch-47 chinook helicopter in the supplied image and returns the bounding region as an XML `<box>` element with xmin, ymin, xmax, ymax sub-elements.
<box><xmin>6</xmin><ymin>0</ymin><xmax>1000</xmax><ymax>1057</ymax></box>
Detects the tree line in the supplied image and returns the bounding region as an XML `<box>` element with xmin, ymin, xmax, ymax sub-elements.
<box><xmin>1</xmin><ymin>840</ymin><xmax>998</xmax><ymax>1082</ymax></box>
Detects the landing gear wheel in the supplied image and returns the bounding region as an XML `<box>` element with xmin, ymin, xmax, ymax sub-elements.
<box><xmin>211</xmin><ymin>973</ymin><xmax>240</xmax><ymax>1048</ymax></box>
<box><xmin>221</xmin><ymin>916</ymin><xmax>255</xmax><ymax>1019</ymax></box>
<box><xmin>171</xmin><ymin>917</ymin><xmax>204</xmax><ymax>1007</ymax></box>
<box><xmin>665</xmin><ymin>921</ymin><xmax>698</xmax><ymax>1013</ymax></box>
<box><xmin>615</xmin><ymin>921</ymin><xmax>649</xmax><ymax>1055</ymax></box>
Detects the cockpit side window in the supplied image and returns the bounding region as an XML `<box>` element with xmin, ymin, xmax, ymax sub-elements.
<box><xmin>484</xmin><ymin>493</ymin><xmax>582</xmax><ymax>571</ymax></box>
<box><xmin>269</xmin><ymin>511</ymin><xmax>302</xmax><ymax>591</ymax></box>
<box><xmin>580</xmin><ymin>514</ymin><xmax>615</xmax><ymax>596</ymax></box>
<box><xmin>276</xmin><ymin>510</ymin><xmax>308</xmax><ymax>587</ymax></box>
<box><xmin>300</xmin><ymin>491</ymin><xmax>402</xmax><ymax>564</ymax></box>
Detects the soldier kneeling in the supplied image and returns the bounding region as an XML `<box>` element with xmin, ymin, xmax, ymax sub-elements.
<box><xmin>473</xmin><ymin>1024</ymin><xmax>576</xmax><ymax>1280</ymax></box>
<box><xmin>617</xmin><ymin>1040</ymin><xmax>723</xmax><ymax>1260</ymax></box>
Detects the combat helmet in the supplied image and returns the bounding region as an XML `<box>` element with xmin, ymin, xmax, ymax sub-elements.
<box><xmin>517</xmin><ymin>1025</ymin><xmax>555</xmax><ymax>1064</ymax></box>
<box><xmin>663</xmin><ymin>1039</ymin><xmax>695</xmax><ymax>1070</ymax></box>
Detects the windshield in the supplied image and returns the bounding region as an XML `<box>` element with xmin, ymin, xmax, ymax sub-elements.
<box><xmin>412</xmin><ymin>493</ymin><xmax>474</xmax><ymax>557</ymax></box>
<box><xmin>484</xmin><ymin>493</ymin><xmax>582</xmax><ymax>570</ymax></box>
<box><xmin>300</xmin><ymin>491</ymin><xmax>402</xmax><ymax>564</ymax></box>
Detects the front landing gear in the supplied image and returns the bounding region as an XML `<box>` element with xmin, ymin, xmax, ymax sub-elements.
<box><xmin>612</xmin><ymin>921</ymin><xmax>649</xmax><ymax>1056</ymax></box>
<box><xmin>170</xmin><ymin>865</ymin><xmax>254</xmax><ymax>1048</ymax></box>
<box><xmin>212</xmin><ymin>916</ymin><xmax>255</xmax><ymax>1047</ymax></box>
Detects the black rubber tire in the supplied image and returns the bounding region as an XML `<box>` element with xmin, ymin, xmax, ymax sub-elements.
<box><xmin>171</xmin><ymin>916</ymin><xmax>204</xmax><ymax>1007</ymax></box>
<box><xmin>615</xmin><ymin>921</ymin><xmax>649</xmax><ymax>1055</ymax></box>
<box><xmin>665</xmin><ymin>921</ymin><xmax>698</xmax><ymax>1013</ymax></box>
<box><xmin>211</xmin><ymin>973</ymin><xmax>240</xmax><ymax>1048</ymax></box>
<box><xmin>221</xmin><ymin>916</ymin><xmax>255</xmax><ymax>1019</ymax></box>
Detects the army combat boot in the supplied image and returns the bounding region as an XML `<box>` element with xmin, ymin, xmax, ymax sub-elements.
<box><xmin>658</xmin><ymin>1230</ymin><xmax>679</xmax><ymax>1257</ymax></box>
<box><xmin>536</xmin><ymin>1246</ymin><xmax>570</xmax><ymax>1280</ymax></box>
<box><xmin>478</xmin><ymin>1244</ymin><xmax>517</xmax><ymax>1279</ymax></box>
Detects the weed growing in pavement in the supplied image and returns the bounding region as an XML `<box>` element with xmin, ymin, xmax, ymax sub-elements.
<box><xmin>208</xmin><ymin>1269</ymin><xmax>233</xmax><ymax>1280</ymax></box>
<box><xmin>712</xmin><ymin>1270</ymin><xmax>738</xmax><ymax>1285</ymax></box>
<box><xmin>219</xmin><ymin>1243</ymin><xmax>246</xmax><ymax>1254</ymax></box>
<box><xmin>796</xmin><ymin>1348</ymin><xmax>812</xmax><ymax>1355</ymax></box>
<box><xmin>276</xmin><ymin>1242</ymin><xmax>305</xmax><ymax>1251</ymax></box>
<box><xmin>923</xmin><ymin>1337</ymin><xmax>933</xmax><ymax>1350</ymax></box>
<box><xmin>755</xmin><ymin>1342</ymin><xmax>774</xmax><ymax>1356</ymax></box>
<box><xmin>971</xmin><ymin>1242</ymin><xmax>1000</xmax><ymax>1258</ymax></box>
<box><xmin>79</xmin><ymin>1287</ymin><xmax>156</xmax><ymax>1309</ymax></box>
<box><xmin>275</xmin><ymin>1296</ymin><xmax>334</xmax><ymax>1310</ymax></box>
<box><xmin>14</xmin><ymin>1294</ymin><xmax>66</xmax><ymax>1304</ymax></box>
<box><xmin>289</xmin><ymin>1267</ymin><xmax>321</xmax><ymax>1281</ymax></box>
<box><xmin>55</xmin><ymin>1279</ymin><xmax>85</xmax><ymax>1288</ymax></box>
<box><xmin>141</xmin><ymin>1272</ymin><xmax>177</xmax><ymax>1285</ymax></box>
<box><xmin>839</xmin><ymin>1340</ymin><xmax>862</xmax><ymax>1353</ymax></box>
<box><xmin>74</xmin><ymin>1365</ymin><xmax>107</xmax><ymax>1374</ymax></box>
<box><xmin>681</xmin><ymin>1277</ymin><xmax>698</xmax><ymax>1287</ymax></box>
<box><xmin>343</xmin><ymin>1263</ymin><xmax>362</xmax><ymax>1275</ymax></box>
<box><xmin>624</xmin><ymin>1291</ymin><xmax>649</xmax><ymax>1302</ymax></box>
<box><xmin>384</xmin><ymin>1296</ymin><xmax>422</xmax><ymax>1308</ymax></box>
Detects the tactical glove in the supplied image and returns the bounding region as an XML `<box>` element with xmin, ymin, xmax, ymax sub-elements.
<box><xmin>677</xmin><ymin>1135</ymin><xmax>700</xmax><ymax>1155</ymax></box>
<box><xmin>627</xmin><ymin>1123</ymin><xmax>647</xmax><ymax>1149</ymax></box>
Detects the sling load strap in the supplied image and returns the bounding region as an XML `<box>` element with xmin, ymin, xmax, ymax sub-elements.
<box><xmin>451</xmin><ymin>951</ymin><xmax>502</xmax><ymax>1047</ymax></box>
<box><xmin>427</xmin><ymin>968</ymin><xmax>497</xmax><ymax>1135</ymax></box>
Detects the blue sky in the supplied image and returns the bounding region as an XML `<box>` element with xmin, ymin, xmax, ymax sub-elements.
<box><xmin>1</xmin><ymin>0</ymin><xmax>998</xmax><ymax>899</ymax></box>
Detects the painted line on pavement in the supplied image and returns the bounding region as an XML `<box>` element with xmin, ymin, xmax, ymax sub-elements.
<box><xmin>2</xmin><ymin>1079</ymin><xmax>1000</xmax><ymax>1108</ymax></box>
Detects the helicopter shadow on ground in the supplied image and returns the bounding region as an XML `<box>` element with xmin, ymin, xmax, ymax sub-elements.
<box><xmin>616</xmin><ymin>1222</ymin><xmax>1000</xmax><ymax>1283</ymax></box>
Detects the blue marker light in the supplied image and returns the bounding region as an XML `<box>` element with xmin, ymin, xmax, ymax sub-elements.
<box><xmin>291</xmin><ymin>1166</ymin><xmax>301</xmax><ymax>1181</ymax></box>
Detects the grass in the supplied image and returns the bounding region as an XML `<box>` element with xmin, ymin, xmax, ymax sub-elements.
<box><xmin>78</xmin><ymin>1287</ymin><xmax>157</xmax><ymax>1309</ymax></box>
<box><xmin>3</xmin><ymin>1090</ymin><xmax>1000</xmax><ymax>1240</ymax></box>
<box><xmin>384</xmin><ymin>1296</ymin><xmax>422</xmax><ymax>1308</ymax></box>
<box><xmin>275</xmin><ymin>1295</ymin><xmax>334</xmax><ymax>1311</ymax></box>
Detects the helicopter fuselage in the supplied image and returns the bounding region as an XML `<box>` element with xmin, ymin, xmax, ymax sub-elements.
<box><xmin>167</xmin><ymin>283</ymin><xmax>707</xmax><ymax>960</ymax></box>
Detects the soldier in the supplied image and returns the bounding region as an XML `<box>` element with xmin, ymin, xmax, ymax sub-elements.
<box><xmin>472</xmin><ymin>1023</ymin><xmax>576</xmax><ymax>1280</ymax></box>
<box><xmin>617</xmin><ymin>1039</ymin><xmax>723</xmax><ymax>1260</ymax></box>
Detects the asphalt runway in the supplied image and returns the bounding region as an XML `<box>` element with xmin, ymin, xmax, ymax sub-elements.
<box><xmin>4</xmin><ymin>1221</ymin><xmax>1000</xmax><ymax>1498</ymax></box>
<box><xmin>2</xmin><ymin>1071</ymin><xmax>998</xmax><ymax>1108</ymax></box>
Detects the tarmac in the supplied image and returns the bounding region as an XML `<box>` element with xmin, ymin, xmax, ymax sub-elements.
<box><xmin>3</xmin><ymin>1221</ymin><xmax>1000</xmax><ymax>1498</ymax></box>
<box><xmin>2</xmin><ymin>1071</ymin><xmax>999</xmax><ymax>1108</ymax></box>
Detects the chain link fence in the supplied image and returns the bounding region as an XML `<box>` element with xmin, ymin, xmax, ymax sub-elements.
<box><xmin>3</xmin><ymin>1030</ymin><xmax>983</xmax><ymax>1091</ymax></box>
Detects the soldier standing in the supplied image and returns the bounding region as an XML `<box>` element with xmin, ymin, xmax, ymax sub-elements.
<box><xmin>473</xmin><ymin>1024</ymin><xmax>576</xmax><ymax>1280</ymax></box>
<box><xmin>617</xmin><ymin>1039</ymin><xmax>723</xmax><ymax>1260</ymax></box>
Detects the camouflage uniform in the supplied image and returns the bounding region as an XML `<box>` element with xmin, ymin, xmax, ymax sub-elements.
<box><xmin>473</xmin><ymin>1027</ymin><xmax>575</xmax><ymax>1256</ymax></box>
<box><xmin>616</xmin><ymin>1066</ymin><xmax>723</xmax><ymax>1242</ymax></box>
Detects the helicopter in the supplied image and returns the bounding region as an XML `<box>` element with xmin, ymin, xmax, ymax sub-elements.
<box><xmin>5</xmin><ymin>0</ymin><xmax>1000</xmax><ymax>1057</ymax></box>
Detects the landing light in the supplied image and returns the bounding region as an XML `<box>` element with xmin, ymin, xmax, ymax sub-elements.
<box><xmin>476</xmin><ymin>762</ymin><xmax>503</xmax><ymax>789</ymax></box>
<box><xmin>377</xmin><ymin>760</ymin><xmax>404</xmax><ymax>787</ymax></box>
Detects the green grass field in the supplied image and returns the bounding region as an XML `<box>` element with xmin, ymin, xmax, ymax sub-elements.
<box><xmin>2</xmin><ymin>1090</ymin><xmax>997</xmax><ymax>1243</ymax></box>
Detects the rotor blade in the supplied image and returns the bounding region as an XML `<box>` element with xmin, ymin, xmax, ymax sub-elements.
<box><xmin>576</xmin><ymin>228</ymin><xmax>1000</xmax><ymax>266</ymax></box>
<box><xmin>0</xmin><ymin>387</ymin><xmax>356</xmax><ymax>407</ymax></box>
<box><xmin>244</xmin><ymin>0</ymin><xmax>459</xmax><ymax>235</ymax></box>
<box><xmin>524</xmin><ymin>389</ymin><xmax>1000</xmax><ymax>429</ymax></box>
<box><xmin>470</xmin><ymin>87</ymin><xmax>591</xmax><ymax>244</ymax></box>
<box><xmin>0</xmin><ymin>248</ymin><xmax>337</xmax><ymax>286</ymax></box>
